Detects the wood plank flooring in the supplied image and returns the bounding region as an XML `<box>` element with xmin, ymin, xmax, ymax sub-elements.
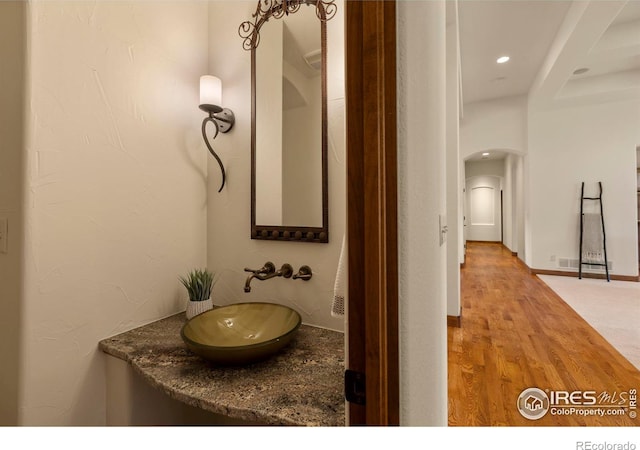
<box><xmin>448</xmin><ymin>242</ymin><xmax>640</xmax><ymax>426</ymax></box>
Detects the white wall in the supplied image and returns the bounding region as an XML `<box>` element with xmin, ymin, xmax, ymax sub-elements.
<box><xmin>398</xmin><ymin>0</ymin><xmax>448</xmax><ymax>426</ymax></box>
<box><xmin>445</xmin><ymin>1</ymin><xmax>461</xmax><ymax>317</ymax></box>
<box><xmin>503</xmin><ymin>154</ymin><xmax>515</xmax><ymax>252</ymax></box>
<box><xmin>516</xmin><ymin>154</ymin><xmax>525</xmax><ymax>260</ymax></box>
<box><xmin>0</xmin><ymin>1</ymin><xmax>26</xmax><ymax>426</ymax></box>
<box><xmin>528</xmin><ymin>99</ymin><xmax>640</xmax><ymax>277</ymax></box>
<box><xmin>460</xmin><ymin>96</ymin><xmax>527</xmax><ymax>160</ymax></box>
<box><xmin>206</xmin><ymin>2</ymin><xmax>346</xmax><ymax>331</ymax></box>
<box><xmin>20</xmin><ymin>1</ymin><xmax>209</xmax><ymax>425</ymax></box>
<box><xmin>502</xmin><ymin>153</ymin><xmax>525</xmax><ymax>257</ymax></box>
<box><xmin>465</xmin><ymin>159</ymin><xmax>505</xmax><ymax>178</ymax></box>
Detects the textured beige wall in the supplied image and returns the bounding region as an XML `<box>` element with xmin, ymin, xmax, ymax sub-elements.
<box><xmin>0</xmin><ymin>1</ymin><xmax>26</xmax><ymax>426</ymax></box>
<box><xmin>20</xmin><ymin>1</ymin><xmax>209</xmax><ymax>425</ymax></box>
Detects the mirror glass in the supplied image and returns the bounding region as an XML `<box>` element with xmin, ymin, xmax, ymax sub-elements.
<box><xmin>250</xmin><ymin>1</ymin><xmax>329</xmax><ymax>243</ymax></box>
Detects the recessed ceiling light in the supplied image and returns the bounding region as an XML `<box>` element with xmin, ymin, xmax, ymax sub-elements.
<box><xmin>482</xmin><ymin>152</ymin><xmax>490</xmax><ymax>158</ymax></box>
<box><xmin>496</xmin><ymin>56</ymin><xmax>510</xmax><ymax>64</ymax></box>
<box><xmin>573</xmin><ymin>67</ymin><xmax>589</xmax><ymax>75</ymax></box>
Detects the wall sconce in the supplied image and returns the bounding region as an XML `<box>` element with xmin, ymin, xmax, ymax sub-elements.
<box><xmin>199</xmin><ymin>75</ymin><xmax>235</xmax><ymax>192</ymax></box>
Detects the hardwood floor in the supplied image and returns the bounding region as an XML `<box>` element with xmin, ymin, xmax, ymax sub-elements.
<box><xmin>448</xmin><ymin>242</ymin><xmax>640</xmax><ymax>426</ymax></box>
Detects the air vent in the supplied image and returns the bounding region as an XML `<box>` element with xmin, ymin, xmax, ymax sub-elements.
<box><xmin>303</xmin><ymin>49</ymin><xmax>321</xmax><ymax>71</ymax></box>
<box><xmin>557</xmin><ymin>257</ymin><xmax>612</xmax><ymax>271</ymax></box>
<box><xmin>558</xmin><ymin>257</ymin><xmax>572</xmax><ymax>269</ymax></box>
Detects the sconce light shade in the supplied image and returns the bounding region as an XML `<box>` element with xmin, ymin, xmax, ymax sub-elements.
<box><xmin>200</xmin><ymin>75</ymin><xmax>222</xmax><ymax>113</ymax></box>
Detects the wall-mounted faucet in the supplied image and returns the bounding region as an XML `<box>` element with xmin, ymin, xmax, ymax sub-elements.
<box><xmin>293</xmin><ymin>265</ymin><xmax>313</xmax><ymax>281</ymax></box>
<box><xmin>244</xmin><ymin>261</ymin><xmax>293</xmax><ymax>293</ymax></box>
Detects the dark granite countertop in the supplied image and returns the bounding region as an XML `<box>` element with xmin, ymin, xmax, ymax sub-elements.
<box><xmin>99</xmin><ymin>313</ymin><xmax>345</xmax><ymax>426</ymax></box>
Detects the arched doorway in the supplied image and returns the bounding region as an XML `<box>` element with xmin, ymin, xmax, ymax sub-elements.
<box><xmin>463</xmin><ymin>149</ymin><xmax>525</xmax><ymax>260</ymax></box>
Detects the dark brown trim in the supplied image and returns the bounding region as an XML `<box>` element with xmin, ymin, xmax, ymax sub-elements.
<box><xmin>345</xmin><ymin>0</ymin><xmax>365</xmax><ymax>425</ymax></box>
<box><xmin>530</xmin><ymin>268</ymin><xmax>640</xmax><ymax>283</ymax></box>
<box><xmin>346</xmin><ymin>0</ymin><xmax>399</xmax><ymax>426</ymax></box>
<box><xmin>447</xmin><ymin>315</ymin><xmax>462</xmax><ymax>328</ymax></box>
<box><xmin>512</xmin><ymin>252</ymin><xmax>518</xmax><ymax>257</ymax></box>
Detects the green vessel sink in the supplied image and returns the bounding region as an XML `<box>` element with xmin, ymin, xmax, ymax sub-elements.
<box><xmin>181</xmin><ymin>302</ymin><xmax>302</xmax><ymax>365</ymax></box>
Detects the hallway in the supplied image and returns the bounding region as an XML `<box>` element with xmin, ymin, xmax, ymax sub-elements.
<box><xmin>448</xmin><ymin>242</ymin><xmax>639</xmax><ymax>426</ymax></box>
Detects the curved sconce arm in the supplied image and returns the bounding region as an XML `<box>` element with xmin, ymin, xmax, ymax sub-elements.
<box><xmin>199</xmin><ymin>75</ymin><xmax>235</xmax><ymax>193</ymax></box>
<box><xmin>200</xmin><ymin>108</ymin><xmax>235</xmax><ymax>193</ymax></box>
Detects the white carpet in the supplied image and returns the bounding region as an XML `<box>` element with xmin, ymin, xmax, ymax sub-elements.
<box><xmin>538</xmin><ymin>275</ymin><xmax>640</xmax><ymax>371</ymax></box>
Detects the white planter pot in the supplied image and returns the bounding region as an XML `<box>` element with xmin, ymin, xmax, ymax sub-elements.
<box><xmin>186</xmin><ymin>298</ymin><xmax>213</xmax><ymax>320</ymax></box>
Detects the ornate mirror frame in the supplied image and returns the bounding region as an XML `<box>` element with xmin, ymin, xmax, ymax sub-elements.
<box><xmin>240</xmin><ymin>0</ymin><xmax>336</xmax><ymax>243</ymax></box>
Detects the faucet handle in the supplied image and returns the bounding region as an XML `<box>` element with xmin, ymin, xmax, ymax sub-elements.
<box><xmin>280</xmin><ymin>263</ymin><xmax>294</xmax><ymax>279</ymax></box>
<box><xmin>293</xmin><ymin>265</ymin><xmax>313</xmax><ymax>281</ymax></box>
<box><xmin>244</xmin><ymin>261</ymin><xmax>276</xmax><ymax>275</ymax></box>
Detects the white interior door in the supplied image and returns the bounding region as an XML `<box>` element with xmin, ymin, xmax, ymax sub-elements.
<box><xmin>465</xmin><ymin>175</ymin><xmax>502</xmax><ymax>242</ymax></box>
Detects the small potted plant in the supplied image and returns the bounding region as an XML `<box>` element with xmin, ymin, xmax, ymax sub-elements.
<box><xmin>180</xmin><ymin>268</ymin><xmax>215</xmax><ymax>320</ymax></box>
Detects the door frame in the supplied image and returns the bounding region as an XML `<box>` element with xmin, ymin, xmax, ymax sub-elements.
<box><xmin>345</xmin><ymin>0</ymin><xmax>399</xmax><ymax>425</ymax></box>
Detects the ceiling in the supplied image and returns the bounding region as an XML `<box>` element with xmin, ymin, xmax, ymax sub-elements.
<box><xmin>458</xmin><ymin>0</ymin><xmax>640</xmax><ymax>108</ymax></box>
<box><xmin>466</xmin><ymin>150</ymin><xmax>510</xmax><ymax>163</ymax></box>
<box><xmin>459</xmin><ymin>0</ymin><xmax>572</xmax><ymax>104</ymax></box>
<box><xmin>459</xmin><ymin>0</ymin><xmax>640</xmax><ymax>163</ymax></box>
<box><xmin>283</xmin><ymin>5</ymin><xmax>322</xmax><ymax>78</ymax></box>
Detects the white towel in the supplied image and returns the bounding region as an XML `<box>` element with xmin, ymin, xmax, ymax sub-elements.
<box><xmin>331</xmin><ymin>235</ymin><xmax>347</xmax><ymax>317</ymax></box>
<box><xmin>582</xmin><ymin>213</ymin><xmax>604</xmax><ymax>263</ymax></box>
